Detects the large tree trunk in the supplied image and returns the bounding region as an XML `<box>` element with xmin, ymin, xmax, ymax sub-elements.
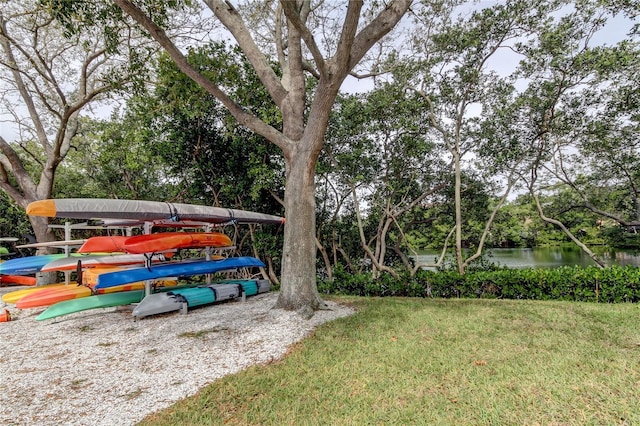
<box><xmin>275</xmin><ymin>148</ymin><xmax>324</xmax><ymax>315</ymax></box>
<box><xmin>3</xmin><ymin>165</ymin><xmax>56</xmax><ymax>247</ymax></box>
<box><xmin>27</xmin><ymin>212</ymin><xmax>57</xmax><ymax>285</ymax></box>
<box><xmin>28</xmin><ymin>215</ymin><xmax>54</xmax><ymax>245</ymax></box>
<box><xmin>114</xmin><ymin>0</ymin><xmax>413</xmax><ymax>315</ymax></box>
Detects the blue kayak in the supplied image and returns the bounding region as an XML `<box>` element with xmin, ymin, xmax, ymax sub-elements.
<box><xmin>0</xmin><ymin>254</ymin><xmax>78</xmax><ymax>275</ymax></box>
<box><xmin>94</xmin><ymin>256</ymin><xmax>265</xmax><ymax>289</ymax></box>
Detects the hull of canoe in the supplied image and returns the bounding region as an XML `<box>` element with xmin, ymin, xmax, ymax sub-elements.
<box><xmin>122</xmin><ymin>232</ymin><xmax>232</xmax><ymax>254</ymax></box>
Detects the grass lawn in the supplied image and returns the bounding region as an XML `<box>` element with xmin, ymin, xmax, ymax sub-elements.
<box><xmin>139</xmin><ymin>297</ymin><xmax>640</xmax><ymax>425</ymax></box>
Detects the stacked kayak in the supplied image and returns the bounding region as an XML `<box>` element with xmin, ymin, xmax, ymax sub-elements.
<box><xmin>36</xmin><ymin>290</ymin><xmax>146</xmax><ymax>321</ymax></box>
<box><xmin>0</xmin><ymin>254</ymin><xmax>78</xmax><ymax>275</ymax></box>
<box><xmin>27</xmin><ymin>198</ymin><xmax>285</xmax><ymax>225</ymax></box>
<box><xmin>132</xmin><ymin>279</ymin><xmax>271</xmax><ymax>319</ymax></box>
<box><xmin>0</xmin><ymin>275</ymin><xmax>37</xmax><ymax>286</ymax></box>
<box><xmin>122</xmin><ymin>232</ymin><xmax>232</xmax><ymax>253</ymax></box>
<box><xmin>2</xmin><ymin>283</ymin><xmax>67</xmax><ymax>304</ymax></box>
<box><xmin>13</xmin><ymin>274</ymin><xmax>178</xmax><ymax>309</ymax></box>
<box><xmin>18</xmin><ymin>197</ymin><xmax>284</xmax><ymax>322</ymax></box>
<box><xmin>31</xmin><ymin>258</ymin><xmax>269</xmax><ymax>321</ymax></box>
<box><xmin>94</xmin><ymin>256</ymin><xmax>265</xmax><ymax>289</ymax></box>
<box><xmin>15</xmin><ymin>285</ymin><xmax>93</xmax><ymax>309</ymax></box>
<box><xmin>40</xmin><ymin>253</ymin><xmax>168</xmax><ymax>272</ymax></box>
<box><xmin>77</xmin><ymin>236</ymin><xmax>129</xmax><ymax>253</ymax></box>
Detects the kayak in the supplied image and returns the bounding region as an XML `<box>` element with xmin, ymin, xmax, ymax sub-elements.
<box><xmin>0</xmin><ymin>254</ymin><xmax>79</xmax><ymax>275</ymax></box>
<box><xmin>77</xmin><ymin>236</ymin><xmax>129</xmax><ymax>253</ymax></box>
<box><xmin>0</xmin><ymin>275</ymin><xmax>37</xmax><ymax>286</ymax></box>
<box><xmin>95</xmin><ymin>257</ymin><xmax>265</xmax><ymax>289</ymax></box>
<box><xmin>27</xmin><ymin>198</ymin><xmax>285</xmax><ymax>225</ymax></box>
<box><xmin>40</xmin><ymin>253</ymin><xmax>168</xmax><ymax>272</ymax></box>
<box><xmin>132</xmin><ymin>279</ymin><xmax>271</xmax><ymax>319</ymax></box>
<box><xmin>36</xmin><ymin>290</ymin><xmax>146</xmax><ymax>321</ymax></box>
<box><xmin>16</xmin><ymin>285</ymin><xmax>92</xmax><ymax>309</ymax></box>
<box><xmin>1</xmin><ymin>283</ymin><xmax>68</xmax><ymax>304</ymax></box>
<box><xmin>122</xmin><ymin>232</ymin><xmax>232</xmax><ymax>254</ymax></box>
<box><xmin>14</xmin><ymin>278</ymin><xmax>178</xmax><ymax>309</ymax></box>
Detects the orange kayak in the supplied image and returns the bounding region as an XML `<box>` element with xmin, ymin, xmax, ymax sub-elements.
<box><xmin>123</xmin><ymin>232</ymin><xmax>232</xmax><ymax>254</ymax></box>
<box><xmin>0</xmin><ymin>275</ymin><xmax>37</xmax><ymax>286</ymax></box>
<box><xmin>16</xmin><ymin>285</ymin><xmax>92</xmax><ymax>309</ymax></box>
<box><xmin>15</xmin><ymin>277</ymin><xmax>178</xmax><ymax>309</ymax></box>
<box><xmin>77</xmin><ymin>236</ymin><xmax>129</xmax><ymax>253</ymax></box>
<box><xmin>2</xmin><ymin>283</ymin><xmax>68</xmax><ymax>304</ymax></box>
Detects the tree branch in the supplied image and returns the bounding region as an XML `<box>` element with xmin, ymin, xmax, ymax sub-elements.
<box><xmin>0</xmin><ymin>136</ymin><xmax>37</xmax><ymax>198</ymax></box>
<box><xmin>114</xmin><ymin>0</ymin><xmax>291</xmax><ymax>152</ymax></box>
<box><xmin>281</xmin><ymin>0</ymin><xmax>328</xmax><ymax>79</ymax></box>
<box><xmin>204</xmin><ymin>0</ymin><xmax>288</xmax><ymax>104</ymax></box>
<box><xmin>0</xmin><ymin>13</ymin><xmax>50</xmax><ymax>150</ymax></box>
<box><xmin>348</xmin><ymin>0</ymin><xmax>412</xmax><ymax>71</ymax></box>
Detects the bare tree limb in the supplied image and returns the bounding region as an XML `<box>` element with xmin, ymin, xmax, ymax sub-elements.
<box><xmin>204</xmin><ymin>0</ymin><xmax>288</xmax><ymax>104</ymax></box>
<box><xmin>348</xmin><ymin>0</ymin><xmax>412</xmax><ymax>71</ymax></box>
<box><xmin>281</xmin><ymin>0</ymin><xmax>327</xmax><ymax>79</ymax></box>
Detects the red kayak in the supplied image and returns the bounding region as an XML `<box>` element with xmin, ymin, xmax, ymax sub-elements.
<box><xmin>123</xmin><ymin>232</ymin><xmax>232</xmax><ymax>254</ymax></box>
<box><xmin>0</xmin><ymin>275</ymin><xmax>37</xmax><ymax>286</ymax></box>
<box><xmin>77</xmin><ymin>236</ymin><xmax>129</xmax><ymax>253</ymax></box>
<box><xmin>16</xmin><ymin>285</ymin><xmax>92</xmax><ymax>309</ymax></box>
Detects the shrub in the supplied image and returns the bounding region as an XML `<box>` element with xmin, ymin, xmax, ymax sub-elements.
<box><xmin>317</xmin><ymin>265</ymin><xmax>640</xmax><ymax>303</ymax></box>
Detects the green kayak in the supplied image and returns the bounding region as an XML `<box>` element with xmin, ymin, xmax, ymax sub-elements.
<box><xmin>36</xmin><ymin>290</ymin><xmax>145</xmax><ymax>321</ymax></box>
<box><xmin>35</xmin><ymin>283</ymin><xmax>203</xmax><ymax>321</ymax></box>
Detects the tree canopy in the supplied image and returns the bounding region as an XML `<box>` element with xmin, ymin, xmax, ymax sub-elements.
<box><xmin>0</xmin><ymin>0</ymin><xmax>638</xmax><ymax>292</ymax></box>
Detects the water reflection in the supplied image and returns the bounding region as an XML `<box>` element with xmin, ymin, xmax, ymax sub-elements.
<box><xmin>414</xmin><ymin>247</ymin><xmax>640</xmax><ymax>269</ymax></box>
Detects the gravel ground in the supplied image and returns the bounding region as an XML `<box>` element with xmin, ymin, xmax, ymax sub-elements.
<box><xmin>0</xmin><ymin>288</ymin><xmax>353</xmax><ymax>425</ymax></box>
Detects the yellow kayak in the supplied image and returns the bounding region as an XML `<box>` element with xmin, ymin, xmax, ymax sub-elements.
<box><xmin>16</xmin><ymin>285</ymin><xmax>92</xmax><ymax>309</ymax></box>
<box><xmin>14</xmin><ymin>278</ymin><xmax>179</xmax><ymax>309</ymax></box>
<box><xmin>2</xmin><ymin>283</ymin><xmax>69</xmax><ymax>304</ymax></box>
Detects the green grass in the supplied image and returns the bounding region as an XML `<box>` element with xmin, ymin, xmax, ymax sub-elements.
<box><xmin>139</xmin><ymin>297</ymin><xmax>640</xmax><ymax>425</ymax></box>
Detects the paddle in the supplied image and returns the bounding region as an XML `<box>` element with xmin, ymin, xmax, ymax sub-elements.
<box><xmin>76</xmin><ymin>259</ymin><xmax>83</xmax><ymax>286</ymax></box>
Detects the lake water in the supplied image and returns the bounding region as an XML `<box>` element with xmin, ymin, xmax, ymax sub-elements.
<box><xmin>414</xmin><ymin>246</ymin><xmax>640</xmax><ymax>269</ymax></box>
